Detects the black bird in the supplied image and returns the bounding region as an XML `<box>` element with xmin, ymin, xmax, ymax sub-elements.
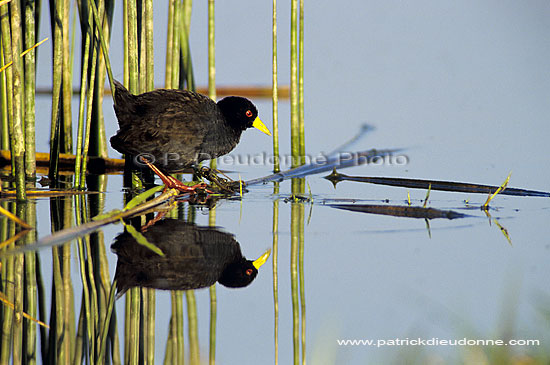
<box><xmin>110</xmin><ymin>81</ymin><xmax>271</xmax><ymax>192</ymax></box>
<box><xmin>111</xmin><ymin>219</ymin><xmax>270</xmax><ymax>297</ymax></box>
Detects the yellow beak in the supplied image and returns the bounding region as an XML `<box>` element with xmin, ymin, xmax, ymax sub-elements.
<box><xmin>252</xmin><ymin>249</ymin><xmax>271</xmax><ymax>270</ymax></box>
<box><xmin>252</xmin><ymin>117</ymin><xmax>272</xmax><ymax>136</ymax></box>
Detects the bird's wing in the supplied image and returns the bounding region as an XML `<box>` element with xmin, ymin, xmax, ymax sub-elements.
<box><xmin>112</xmin><ymin>89</ymin><xmax>217</xmax><ymax>159</ymax></box>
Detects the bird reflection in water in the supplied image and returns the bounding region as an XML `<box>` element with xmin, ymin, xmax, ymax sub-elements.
<box><xmin>111</xmin><ymin>219</ymin><xmax>270</xmax><ymax>298</ymax></box>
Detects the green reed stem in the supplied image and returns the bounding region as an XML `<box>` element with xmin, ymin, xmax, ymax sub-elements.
<box><xmin>290</xmin><ymin>0</ymin><xmax>299</xmax><ymax>168</ymax></box>
<box><xmin>5</xmin><ymin>0</ymin><xmax>26</xmax><ymax>199</ymax></box>
<box><xmin>171</xmin><ymin>0</ymin><xmax>181</xmax><ymax>88</ymax></box>
<box><xmin>98</xmin><ymin>279</ymin><xmax>117</xmax><ymax>364</ymax></box>
<box><xmin>123</xmin><ymin>0</ymin><xmax>140</xmax><ymax>190</ymax></box>
<box><xmin>178</xmin><ymin>11</ymin><xmax>195</xmax><ymax>91</ymax></box>
<box><xmin>208</xmin><ymin>208</ymin><xmax>217</xmax><ymax>364</ymax></box>
<box><xmin>61</xmin><ymin>0</ymin><xmax>72</xmax><ymax>153</ymax></box>
<box><xmin>51</xmin><ymin>246</ymin><xmax>66</xmax><ymax>363</ymax></box>
<box><xmin>24</xmin><ymin>0</ymin><xmax>37</xmax><ymax>178</ymax></box>
<box><xmin>74</xmin><ymin>5</ymin><xmax>91</xmax><ymax>188</ymax></box>
<box><xmin>165</xmin><ymin>0</ymin><xmax>175</xmax><ymax>88</ymax></box>
<box><xmin>290</xmin><ymin>198</ymin><xmax>300</xmax><ymax>365</ymax></box>
<box><xmin>123</xmin><ymin>0</ymin><xmax>129</xmax><ymax>83</ymax></box>
<box><xmin>74</xmin><ymin>299</ymin><xmax>85</xmax><ymax>363</ymax></box>
<box><xmin>145</xmin><ymin>288</ymin><xmax>156</xmax><ymax>364</ymax></box>
<box><xmin>48</xmin><ymin>0</ymin><xmax>63</xmax><ymax>186</ymax></box>
<box><xmin>128</xmin><ymin>287</ymin><xmax>141</xmax><ymax>364</ymax></box>
<box><xmin>13</xmin><ymin>263</ymin><xmax>23</xmax><ymax>364</ymax></box>
<box><xmin>1</xmin><ymin>45</ymin><xmax>9</xmax><ymax>150</ymax></box>
<box><xmin>186</xmin><ymin>290</ymin><xmax>200</xmax><ymax>365</ymax></box>
<box><xmin>298</xmin><ymin>198</ymin><xmax>306</xmax><ymax>365</ymax></box>
<box><xmin>272</xmin><ymin>0</ymin><xmax>280</xmax><ymax>172</ymax></box>
<box><xmin>174</xmin><ymin>291</ymin><xmax>185</xmax><ymax>364</ymax></box>
<box><xmin>124</xmin><ymin>292</ymin><xmax>131</xmax><ymax>362</ymax></box>
<box><xmin>272</xmin><ymin>182</ymin><xmax>280</xmax><ymax>364</ymax></box>
<box><xmin>139</xmin><ymin>4</ymin><xmax>146</xmax><ymax>94</ymax></box>
<box><xmin>91</xmin><ymin>0</ymin><xmax>114</xmax><ymax>158</ymax></box>
<box><xmin>145</xmin><ymin>0</ymin><xmax>154</xmax><ymax>91</ymax></box>
<box><xmin>13</xmin><ymin>207</ymin><xmax>24</xmax><ymax>363</ymax></box>
<box><xmin>76</xmin><ymin>227</ymin><xmax>95</xmax><ymax>361</ymax></box>
<box><xmin>208</xmin><ymin>0</ymin><xmax>216</xmax><ymax>170</ymax></box>
<box><xmin>298</xmin><ymin>0</ymin><xmax>305</xmax><ymax>162</ymax></box>
<box><xmin>208</xmin><ymin>0</ymin><xmax>215</xmax><ymax>99</ymax></box>
<box><xmin>1</xmin><ymin>7</ymin><xmax>13</xmax><ymax>167</ymax></box>
<box><xmin>209</xmin><ymin>285</ymin><xmax>217</xmax><ymax>365</ymax></box>
<box><xmin>35</xmin><ymin>253</ymin><xmax>48</xmax><ymax>362</ymax></box>
<box><xmin>80</xmin><ymin>31</ymin><xmax>99</xmax><ymax>188</ymax></box>
<box><xmin>62</xmin><ymin>241</ymin><xmax>74</xmax><ymax>362</ymax></box>
<box><xmin>183</xmin><ymin>0</ymin><xmax>192</xmax><ymax>35</ymax></box>
<box><xmin>0</xmin><ymin>246</ymin><xmax>14</xmax><ymax>364</ymax></box>
<box><xmin>24</xmin><ymin>203</ymin><xmax>37</xmax><ymax>365</ymax></box>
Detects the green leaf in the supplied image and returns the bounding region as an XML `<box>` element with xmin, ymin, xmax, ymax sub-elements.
<box><xmin>123</xmin><ymin>185</ymin><xmax>164</xmax><ymax>211</ymax></box>
<box><xmin>123</xmin><ymin>222</ymin><xmax>164</xmax><ymax>257</ymax></box>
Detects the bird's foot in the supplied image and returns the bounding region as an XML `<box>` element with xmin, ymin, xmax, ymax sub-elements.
<box><xmin>194</xmin><ymin>166</ymin><xmax>246</xmax><ymax>194</ymax></box>
<box><xmin>139</xmin><ymin>156</ymin><xmax>214</xmax><ymax>194</ymax></box>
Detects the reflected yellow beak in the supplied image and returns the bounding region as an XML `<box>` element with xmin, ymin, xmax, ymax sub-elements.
<box><xmin>252</xmin><ymin>117</ymin><xmax>272</xmax><ymax>136</ymax></box>
<box><xmin>252</xmin><ymin>249</ymin><xmax>271</xmax><ymax>270</ymax></box>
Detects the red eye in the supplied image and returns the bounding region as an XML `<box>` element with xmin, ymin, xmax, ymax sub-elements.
<box><xmin>245</xmin><ymin>110</ymin><xmax>253</xmax><ymax>118</ymax></box>
<box><xmin>245</xmin><ymin>268</ymin><xmax>253</xmax><ymax>276</ymax></box>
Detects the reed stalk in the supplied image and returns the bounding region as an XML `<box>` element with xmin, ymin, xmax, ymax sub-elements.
<box><xmin>126</xmin><ymin>0</ymin><xmax>138</xmax><ymax>93</ymax></box>
<box><xmin>73</xmin><ymin>3</ymin><xmax>90</xmax><ymax>188</ymax></box>
<box><xmin>145</xmin><ymin>288</ymin><xmax>155</xmax><ymax>364</ymax></box>
<box><xmin>208</xmin><ymin>208</ymin><xmax>217</xmax><ymax>365</ymax></box>
<box><xmin>62</xmin><ymin>240</ymin><xmax>74</xmax><ymax>361</ymax></box>
<box><xmin>128</xmin><ymin>287</ymin><xmax>141</xmax><ymax>364</ymax></box>
<box><xmin>3</xmin><ymin>0</ymin><xmax>26</xmax><ymax>199</ymax></box>
<box><xmin>208</xmin><ymin>0</ymin><xmax>215</xmax><ymax>100</ymax></box>
<box><xmin>91</xmin><ymin>0</ymin><xmax>114</xmax><ymax>158</ymax></box>
<box><xmin>298</xmin><ymin>0</ymin><xmax>305</xmax><ymax>161</ymax></box>
<box><xmin>186</xmin><ymin>290</ymin><xmax>200</xmax><ymax>365</ymax></box>
<box><xmin>272</xmin><ymin>182</ymin><xmax>280</xmax><ymax>364</ymax></box>
<box><xmin>165</xmin><ymin>0</ymin><xmax>175</xmax><ymax>88</ymax></box>
<box><xmin>1</xmin><ymin>45</ymin><xmax>8</xmax><ymax>150</ymax></box>
<box><xmin>272</xmin><ymin>0</ymin><xmax>280</xmax><ymax>172</ymax></box>
<box><xmin>24</xmin><ymin>0</ymin><xmax>37</xmax><ymax>178</ymax></box>
<box><xmin>174</xmin><ymin>291</ymin><xmax>185</xmax><ymax>364</ymax></box>
<box><xmin>13</xmin><ymin>247</ymin><xmax>24</xmax><ymax>364</ymax></box>
<box><xmin>73</xmin><ymin>299</ymin><xmax>85</xmax><ymax>363</ymax></box>
<box><xmin>24</xmin><ymin>203</ymin><xmax>37</xmax><ymax>365</ymax></box>
<box><xmin>209</xmin><ymin>285</ymin><xmax>217</xmax><ymax>365</ymax></box>
<box><xmin>171</xmin><ymin>0</ymin><xmax>181</xmax><ymax>88</ymax></box>
<box><xmin>290</xmin><ymin>0</ymin><xmax>299</xmax><ymax>168</ymax></box>
<box><xmin>0</xmin><ymin>239</ymin><xmax>15</xmax><ymax>364</ymax></box>
<box><xmin>51</xmin><ymin>246</ymin><xmax>67</xmax><ymax>363</ymax></box>
<box><xmin>61</xmin><ymin>0</ymin><xmax>72</xmax><ymax>153</ymax></box>
<box><xmin>79</xmin><ymin>29</ymin><xmax>99</xmax><ymax>188</ymax></box>
<box><xmin>290</xmin><ymin>199</ymin><xmax>300</xmax><ymax>364</ymax></box>
<box><xmin>178</xmin><ymin>1</ymin><xmax>195</xmax><ymax>91</ymax></box>
<box><xmin>145</xmin><ymin>0</ymin><xmax>154</xmax><ymax>91</ymax></box>
<box><xmin>208</xmin><ymin>0</ymin><xmax>216</xmax><ymax>168</ymax></box>
<box><xmin>48</xmin><ymin>0</ymin><xmax>64</xmax><ymax>186</ymax></box>
<box><xmin>299</xmin><ymin>197</ymin><xmax>306</xmax><ymax>365</ymax></box>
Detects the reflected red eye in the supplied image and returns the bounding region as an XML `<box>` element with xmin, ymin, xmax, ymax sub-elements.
<box><xmin>245</xmin><ymin>110</ymin><xmax>253</xmax><ymax>118</ymax></box>
<box><xmin>245</xmin><ymin>268</ymin><xmax>253</xmax><ymax>276</ymax></box>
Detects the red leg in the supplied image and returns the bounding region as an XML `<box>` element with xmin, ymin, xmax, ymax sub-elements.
<box><xmin>138</xmin><ymin>156</ymin><xmax>212</xmax><ymax>194</ymax></box>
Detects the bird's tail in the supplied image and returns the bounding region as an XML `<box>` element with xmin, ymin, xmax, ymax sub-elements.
<box><xmin>112</xmin><ymin>80</ymin><xmax>136</xmax><ymax>128</ymax></box>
